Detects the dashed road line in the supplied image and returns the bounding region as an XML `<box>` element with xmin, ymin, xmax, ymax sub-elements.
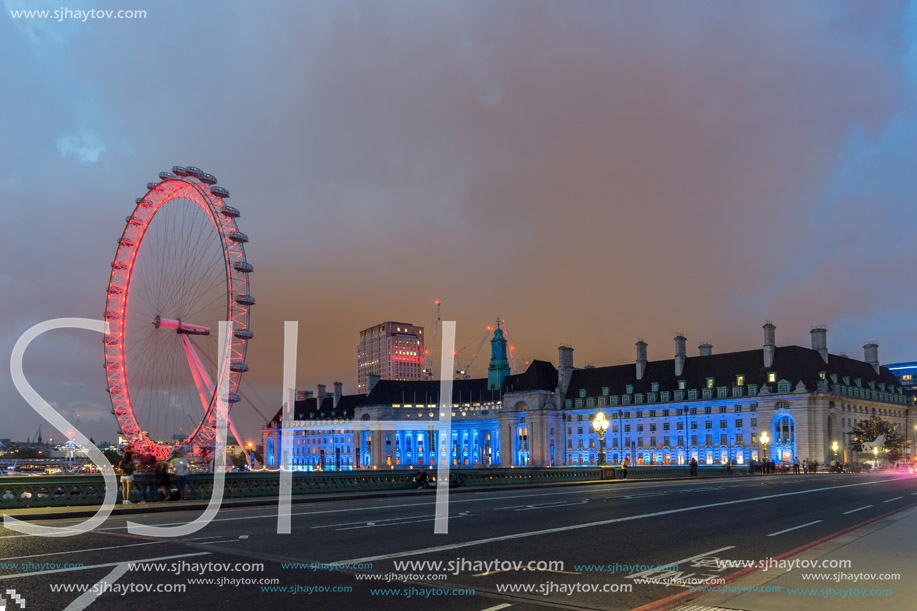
<box><xmin>843</xmin><ymin>505</ymin><xmax>872</xmax><ymax>514</ymax></box>
<box><xmin>767</xmin><ymin>520</ymin><xmax>822</xmax><ymax>537</ymax></box>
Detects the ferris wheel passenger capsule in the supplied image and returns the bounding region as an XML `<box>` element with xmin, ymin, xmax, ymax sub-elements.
<box><xmin>172</xmin><ymin>166</ymin><xmax>190</xmax><ymax>176</ymax></box>
<box><xmin>159</xmin><ymin>171</ymin><xmax>176</xmax><ymax>181</ymax></box>
<box><xmin>210</xmin><ymin>185</ymin><xmax>230</xmax><ymax>198</ymax></box>
<box><xmin>220</xmin><ymin>205</ymin><xmax>240</xmax><ymax>218</ymax></box>
<box><xmin>233</xmin><ymin>261</ymin><xmax>253</xmax><ymax>273</ymax></box>
<box><xmin>146</xmin><ymin>182</ymin><xmax>159</xmax><ymax>190</ymax></box>
<box><xmin>185</xmin><ymin>166</ymin><xmax>203</xmax><ymax>177</ymax></box>
<box><xmin>228</xmin><ymin>231</ymin><xmax>248</xmax><ymax>243</ymax></box>
<box><xmin>198</xmin><ymin>173</ymin><xmax>218</xmax><ymax>185</ymax></box>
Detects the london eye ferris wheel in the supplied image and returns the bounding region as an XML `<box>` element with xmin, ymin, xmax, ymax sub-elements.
<box><xmin>103</xmin><ymin>166</ymin><xmax>254</xmax><ymax>459</ymax></box>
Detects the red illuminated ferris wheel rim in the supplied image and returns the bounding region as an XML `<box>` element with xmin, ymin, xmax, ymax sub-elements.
<box><xmin>102</xmin><ymin>168</ymin><xmax>252</xmax><ymax>458</ymax></box>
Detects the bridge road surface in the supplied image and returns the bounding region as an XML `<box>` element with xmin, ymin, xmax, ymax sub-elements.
<box><xmin>2</xmin><ymin>473</ymin><xmax>914</xmax><ymax>610</ymax></box>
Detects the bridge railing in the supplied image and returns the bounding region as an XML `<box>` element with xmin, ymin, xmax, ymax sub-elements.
<box><xmin>0</xmin><ymin>465</ymin><xmax>747</xmax><ymax>509</ymax></box>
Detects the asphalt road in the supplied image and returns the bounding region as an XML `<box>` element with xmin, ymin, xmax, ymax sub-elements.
<box><xmin>2</xmin><ymin>473</ymin><xmax>914</xmax><ymax>610</ymax></box>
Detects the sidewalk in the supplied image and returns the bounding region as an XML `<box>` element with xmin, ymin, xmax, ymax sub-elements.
<box><xmin>674</xmin><ymin>504</ymin><xmax>916</xmax><ymax>611</ymax></box>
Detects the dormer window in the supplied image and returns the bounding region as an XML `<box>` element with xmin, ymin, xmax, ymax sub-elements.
<box><xmin>706</xmin><ymin>378</ymin><xmax>715</xmax><ymax>389</ymax></box>
<box><xmin>651</xmin><ymin>382</ymin><xmax>660</xmax><ymax>392</ymax></box>
<box><xmin>579</xmin><ymin>388</ymin><xmax>587</xmax><ymax>398</ymax></box>
<box><xmin>854</xmin><ymin>378</ymin><xmax>862</xmax><ymax>388</ymax></box>
<box><xmin>736</xmin><ymin>375</ymin><xmax>745</xmax><ymax>386</ymax></box>
<box><xmin>818</xmin><ymin>371</ymin><xmax>826</xmax><ymax>380</ymax></box>
<box><xmin>678</xmin><ymin>380</ymin><xmax>686</xmax><ymax>390</ymax></box>
<box><xmin>767</xmin><ymin>372</ymin><xmax>777</xmax><ymax>383</ymax></box>
<box><xmin>626</xmin><ymin>384</ymin><xmax>634</xmax><ymax>394</ymax></box>
<box><xmin>601</xmin><ymin>386</ymin><xmax>609</xmax><ymax>396</ymax></box>
<box><xmin>688</xmin><ymin>389</ymin><xmax>698</xmax><ymax>400</ymax></box>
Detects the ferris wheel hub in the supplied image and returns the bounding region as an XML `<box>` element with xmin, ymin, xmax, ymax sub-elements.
<box><xmin>153</xmin><ymin>316</ymin><xmax>211</xmax><ymax>335</ymax></box>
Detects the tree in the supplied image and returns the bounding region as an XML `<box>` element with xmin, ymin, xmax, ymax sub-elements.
<box><xmin>230</xmin><ymin>452</ymin><xmax>248</xmax><ymax>471</ymax></box>
<box><xmin>848</xmin><ymin>416</ymin><xmax>907</xmax><ymax>462</ymax></box>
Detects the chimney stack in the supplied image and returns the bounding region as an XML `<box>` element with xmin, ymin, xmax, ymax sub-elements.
<box><xmin>810</xmin><ymin>326</ymin><xmax>828</xmax><ymax>363</ymax></box>
<box><xmin>863</xmin><ymin>342</ymin><xmax>879</xmax><ymax>374</ymax></box>
<box><xmin>763</xmin><ymin>321</ymin><xmax>776</xmax><ymax>368</ymax></box>
<box><xmin>317</xmin><ymin>384</ymin><xmax>326</xmax><ymax>405</ymax></box>
<box><xmin>698</xmin><ymin>341</ymin><xmax>713</xmax><ymax>357</ymax></box>
<box><xmin>368</xmin><ymin>373</ymin><xmax>381</xmax><ymax>392</ymax></box>
<box><xmin>674</xmin><ymin>335</ymin><xmax>686</xmax><ymax>377</ymax></box>
<box><xmin>333</xmin><ymin>381</ymin><xmax>342</xmax><ymax>408</ymax></box>
<box><xmin>635</xmin><ymin>340</ymin><xmax>648</xmax><ymax>380</ymax></box>
<box><xmin>557</xmin><ymin>345</ymin><xmax>574</xmax><ymax>396</ymax></box>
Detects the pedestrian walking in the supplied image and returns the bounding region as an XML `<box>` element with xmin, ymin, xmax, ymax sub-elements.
<box><xmin>689</xmin><ymin>457</ymin><xmax>698</xmax><ymax>476</ymax></box>
<box><xmin>793</xmin><ymin>457</ymin><xmax>800</xmax><ymax>474</ymax></box>
<box><xmin>620</xmin><ymin>457</ymin><xmax>628</xmax><ymax>479</ymax></box>
<box><xmin>169</xmin><ymin>451</ymin><xmax>190</xmax><ymax>499</ymax></box>
<box><xmin>118</xmin><ymin>445</ymin><xmax>135</xmax><ymax>505</ymax></box>
<box><xmin>154</xmin><ymin>457</ymin><xmax>172</xmax><ymax>501</ymax></box>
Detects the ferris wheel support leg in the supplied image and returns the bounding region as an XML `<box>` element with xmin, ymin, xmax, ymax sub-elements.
<box><xmin>180</xmin><ymin>334</ymin><xmax>251</xmax><ymax>466</ymax></box>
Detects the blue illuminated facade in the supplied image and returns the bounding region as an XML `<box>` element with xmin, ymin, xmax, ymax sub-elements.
<box><xmin>264</xmin><ymin>323</ymin><xmax>911</xmax><ymax>469</ymax></box>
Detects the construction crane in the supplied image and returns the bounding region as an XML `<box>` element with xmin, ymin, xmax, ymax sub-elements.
<box><xmin>422</xmin><ymin>300</ymin><xmax>441</xmax><ymax>379</ymax></box>
<box><xmin>500</xmin><ymin>318</ymin><xmax>529</xmax><ymax>373</ymax></box>
<box><xmin>455</xmin><ymin>325</ymin><xmax>494</xmax><ymax>379</ymax></box>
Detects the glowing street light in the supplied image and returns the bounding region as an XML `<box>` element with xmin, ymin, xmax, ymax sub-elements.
<box><xmin>832</xmin><ymin>440</ymin><xmax>838</xmax><ymax>459</ymax></box>
<box><xmin>760</xmin><ymin>431</ymin><xmax>770</xmax><ymax>460</ymax></box>
<box><xmin>592</xmin><ymin>411</ymin><xmax>610</xmax><ymax>466</ymax></box>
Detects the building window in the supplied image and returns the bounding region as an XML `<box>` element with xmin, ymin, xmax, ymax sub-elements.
<box><xmin>750</xmin><ymin>418</ymin><xmax>757</xmax><ymax>427</ymax></box>
<box><xmin>626</xmin><ymin>384</ymin><xmax>634</xmax><ymax>394</ymax></box>
<box><xmin>768</xmin><ymin>372</ymin><xmax>777</xmax><ymax>383</ymax></box>
<box><xmin>735</xmin><ymin>419</ymin><xmax>743</xmax><ymax>428</ymax></box>
<box><xmin>733</xmin><ymin>386</ymin><xmax>743</xmax><ymax>397</ymax></box>
<box><xmin>637</xmin><ymin>425</ymin><xmax>644</xmax><ymax>433</ymax></box>
<box><xmin>704</xmin><ymin>406</ymin><xmax>712</xmax><ymax>415</ymax></box>
<box><xmin>624</xmin><ymin>425</ymin><xmax>631</xmax><ymax>433</ymax></box>
<box><xmin>736</xmin><ymin>375</ymin><xmax>745</xmax><ymax>386</ymax></box>
<box><xmin>651</xmin><ymin>382</ymin><xmax>659</xmax><ymax>392</ymax></box>
<box><xmin>579</xmin><ymin>388</ymin><xmax>587</xmax><ymax>398</ymax></box>
<box><xmin>635</xmin><ymin>393</ymin><xmax>644</xmax><ymax>404</ymax></box>
<box><xmin>586</xmin><ymin>397</ymin><xmax>595</xmax><ymax>407</ymax></box>
<box><xmin>602</xmin><ymin>386</ymin><xmax>610</xmax><ymax>396</ymax></box>
<box><xmin>678</xmin><ymin>380</ymin><xmax>686</xmax><ymax>390</ymax></box>
<box><xmin>748</xmin><ymin>384</ymin><xmax>758</xmax><ymax>396</ymax></box>
<box><xmin>719</xmin><ymin>419</ymin><xmax>727</xmax><ymax>428</ymax></box>
<box><xmin>661</xmin><ymin>391</ymin><xmax>671</xmax><ymax>402</ymax></box>
<box><xmin>706</xmin><ymin>378</ymin><xmax>715</xmax><ymax>389</ymax></box>
<box><xmin>663</xmin><ymin>422</ymin><xmax>670</xmax><ymax>431</ymax></box>
<box><xmin>702</xmin><ymin>388</ymin><xmax>712</xmax><ymax>399</ymax></box>
<box><xmin>688</xmin><ymin>389</ymin><xmax>698</xmax><ymax>400</ymax></box>
<box><xmin>705</xmin><ymin>421</ymin><xmax>712</xmax><ymax>430</ymax></box>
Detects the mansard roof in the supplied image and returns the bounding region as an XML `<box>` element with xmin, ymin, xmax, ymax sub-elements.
<box><xmin>566</xmin><ymin>346</ymin><xmax>901</xmax><ymax>399</ymax></box>
<box><xmin>267</xmin><ymin>393</ymin><xmax>366</xmax><ymax>425</ymax></box>
<box><xmin>362</xmin><ymin>359</ymin><xmax>557</xmax><ymax>406</ymax></box>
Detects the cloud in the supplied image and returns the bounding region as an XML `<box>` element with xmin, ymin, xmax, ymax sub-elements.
<box><xmin>2</xmin><ymin>0</ymin><xmax>916</xmax><ymax>443</ymax></box>
<box><xmin>56</xmin><ymin>127</ymin><xmax>106</xmax><ymax>162</ymax></box>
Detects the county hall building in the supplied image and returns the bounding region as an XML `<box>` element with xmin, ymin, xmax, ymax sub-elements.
<box><xmin>262</xmin><ymin>322</ymin><xmax>910</xmax><ymax>470</ymax></box>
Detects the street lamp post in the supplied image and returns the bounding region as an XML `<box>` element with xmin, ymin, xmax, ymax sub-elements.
<box><xmin>760</xmin><ymin>431</ymin><xmax>770</xmax><ymax>463</ymax></box>
<box><xmin>592</xmin><ymin>411</ymin><xmax>609</xmax><ymax>466</ymax></box>
<box><xmin>872</xmin><ymin>446</ymin><xmax>879</xmax><ymax>469</ymax></box>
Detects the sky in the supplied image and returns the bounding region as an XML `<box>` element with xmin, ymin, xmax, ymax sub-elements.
<box><xmin>2</xmin><ymin>0</ymin><xmax>917</xmax><ymax>445</ymax></box>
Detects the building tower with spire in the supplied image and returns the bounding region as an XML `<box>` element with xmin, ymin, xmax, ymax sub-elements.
<box><xmin>487</xmin><ymin>319</ymin><xmax>512</xmax><ymax>390</ymax></box>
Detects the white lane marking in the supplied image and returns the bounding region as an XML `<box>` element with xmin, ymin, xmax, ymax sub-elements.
<box><xmin>335</xmin><ymin>479</ymin><xmax>895</xmax><ymax>565</ymax></box>
<box><xmin>883</xmin><ymin>497</ymin><xmax>903</xmax><ymax>503</ymax></box>
<box><xmin>480</xmin><ymin>604</ymin><xmax>513</xmax><ymax>611</ymax></box>
<box><xmin>63</xmin><ymin>562</ymin><xmax>130</xmax><ymax>611</ymax></box>
<box><xmin>626</xmin><ymin>546</ymin><xmax>736</xmax><ymax>578</ymax></box>
<box><xmin>0</xmin><ymin>552</ymin><xmax>210</xmax><ymax>580</ymax></box>
<box><xmin>843</xmin><ymin>505</ymin><xmax>873</xmax><ymax>515</ymax></box>
<box><xmin>0</xmin><ymin>540</ymin><xmax>162</xmax><ymax>561</ymax></box>
<box><xmin>767</xmin><ymin>520</ymin><xmax>823</xmax><ymax>537</ymax></box>
<box><xmin>514</xmin><ymin>500</ymin><xmax>589</xmax><ymax>511</ymax></box>
<box><xmin>337</xmin><ymin>516</ymin><xmax>469</xmax><ymax>531</ymax></box>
